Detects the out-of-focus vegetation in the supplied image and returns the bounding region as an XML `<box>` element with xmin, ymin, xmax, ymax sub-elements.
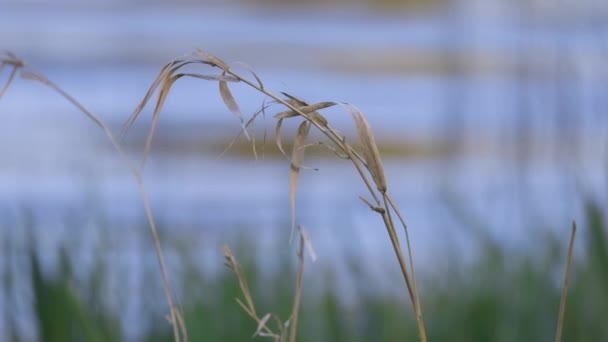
<box><xmin>2</xmin><ymin>199</ymin><xmax>605</xmax><ymax>341</ymax></box>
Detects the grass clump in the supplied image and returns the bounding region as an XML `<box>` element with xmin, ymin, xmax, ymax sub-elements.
<box><xmin>0</xmin><ymin>48</ymin><xmax>590</xmax><ymax>341</ymax></box>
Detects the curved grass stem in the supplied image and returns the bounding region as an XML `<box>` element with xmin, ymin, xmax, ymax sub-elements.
<box><xmin>226</xmin><ymin>66</ymin><xmax>427</xmax><ymax>341</ymax></box>
<box><xmin>16</xmin><ymin>61</ymin><xmax>184</xmax><ymax>342</ymax></box>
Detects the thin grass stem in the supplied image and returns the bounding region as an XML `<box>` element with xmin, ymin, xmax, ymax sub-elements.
<box><xmin>288</xmin><ymin>233</ymin><xmax>306</xmax><ymax>342</ymax></box>
<box><xmin>17</xmin><ymin>62</ymin><xmax>184</xmax><ymax>342</ymax></box>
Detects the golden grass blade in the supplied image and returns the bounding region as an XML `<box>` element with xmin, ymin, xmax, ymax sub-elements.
<box><xmin>281</xmin><ymin>92</ymin><xmax>308</xmax><ymax>106</ymax></box>
<box><xmin>274</xmin><ymin>110</ymin><xmax>301</xmax><ymax>121</ymax></box>
<box><xmin>275</xmin><ymin>116</ymin><xmax>290</xmax><ymax>159</ymax></box>
<box><xmin>274</xmin><ymin>101</ymin><xmax>334</xmax><ymax>126</ymax></box>
<box><xmin>121</xmin><ymin>59</ymin><xmax>186</xmax><ymax>138</ymax></box>
<box><xmin>223</xmin><ymin>245</ymin><xmax>256</xmax><ymax>314</ymax></box>
<box><xmin>136</xmin><ymin>62</ymin><xmax>240</xmax><ymax>167</ymax></box>
<box><xmin>141</xmin><ymin>73</ymin><xmax>181</xmax><ymax>168</ymax></box>
<box><xmin>177</xmin><ymin>73</ymin><xmax>239</xmax><ymax>82</ymax></box>
<box><xmin>384</xmin><ymin>193</ymin><xmax>426</xmax><ymax>342</ymax></box>
<box><xmin>288</xmin><ymin>231</ymin><xmax>306</xmax><ymax>342</ymax></box>
<box><xmin>219</xmin><ymin>71</ymin><xmax>250</xmax><ymax>141</ymax></box>
<box><xmin>224</xmin><ymin>245</ymin><xmax>281</xmax><ymax>341</ymax></box>
<box><xmin>121</xmin><ymin>57</ymin><xmax>233</xmax><ymax>138</ymax></box>
<box><xmin>555</xmin><ymin>221</ymin><xmax>577</xmax><ymax>342</ymax></box>
<box><xmin>194</xmin><ymin>48</ymin><xmax>229</xmax><ymax>70</ymax></box>
<box><xmin>343</xmin><ymin>104</ymin><xmax>387</xmax><ymax>193</ymax></box>
<box><xmin>289</xmin><ymin>121</ymin><xmax>311</xmax><ymax>242</ymax></box>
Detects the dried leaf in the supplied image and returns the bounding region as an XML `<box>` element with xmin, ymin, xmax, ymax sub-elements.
<box><xmin>141</xmin><ymin>72</ymin><xmax>185</xmax><ymax>168</ymax></box>
<box><xmin>343</xmin><ymin>104</ymin><xmax>387</xmax><ymax>193</ymax></box>
<box><xmin>275</xmin><ymin>115</ymin><xmax>290</xmax><ymax>159</ymax></box>
<box><xmin>274</xmin><ymin>101</ymin><xmax>334</xmax><ymax>126</ymax></box>
<box><xmin>177</xmin><ymin>73</ymin><xmax>239</xmax><ymax>82</ymax></box>
<box><xmin>289</xmin><ymin>121</ymin><xmax>311</xmax><ymax>242</ymax></box>
<box><xmin>194</xmin><ymin>49</ymin><xmax>229</xmax><ymax>70</ymax></box>
<box><xmin>122</xmin><ymin>57</ymin><xmax>230</xmax><ymax>139</ymax></box>
<box><xmin>219</xmin><ymin>71</ymin><xmax>250</xmax><ymax>140</ymax></box>
<box><xmin>281</xmin><ymin>92</ymin><xmax>308</xmax><ymax>106</ymax></box>
<box><xmin>121</xmin><ymin>59</ymin><xmax>186</xmax><ymax>138</ymax></box>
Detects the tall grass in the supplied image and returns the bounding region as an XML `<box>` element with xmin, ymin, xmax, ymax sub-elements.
<box><xmin>0</xmin><ymin>49</ymin><xmax>586</xmax><ymax>341</ymax></box>
<box><xmin>117</xmin><ymin>49</ymin><xmax>430</xmax><ymax>340</ymax></box>
<box><xmin>2</xmin><ymin>206</ymin><xmax>604</xmax><ymax>341</ymax></box>
<box><xmin>1</xmin><ymin>52</ymin><xmax>184</xmax><ymax>341</ymax></box>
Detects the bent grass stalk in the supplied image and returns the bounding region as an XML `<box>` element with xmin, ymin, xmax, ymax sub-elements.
<box><xmin>119</xmin><ymin>49</ymin><xmax>427</xmax><ymax>340</ymax></box>
<box><xmin>2</xmin><ymin>49</ymin><xmax>428</xmax><ymax>341</ymax></box>
<box><xmin>0</xmin><ymin>53</ymin><xmax>185</xmax><ymax>342</ymax></box>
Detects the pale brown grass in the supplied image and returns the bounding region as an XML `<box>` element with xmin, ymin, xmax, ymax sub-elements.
<box><xmin>1</xmin><ymin>48</ymin><xmax>579</xmax><ymax>342</ymax></box>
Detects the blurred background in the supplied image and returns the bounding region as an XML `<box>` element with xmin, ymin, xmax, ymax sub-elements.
<box><xmin>1</xmin><ymin>0</ymin><xmax>607</xmax><ymax>340</ymax></box>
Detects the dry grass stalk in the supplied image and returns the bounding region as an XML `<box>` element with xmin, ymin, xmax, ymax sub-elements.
<box><xmin>0</xmin><ymin>52</ymin><xmax>185</xmax><ymax>342</ymax></box>
<box><xmin>288</xmin><ymin>228</ymin><xmax>306</xmax><ymax>342</ymax></box>
<box><xmin>555</xmin><ymin>220</ymin><xmax>577</xmax><ymax>342</ymax></box>
<box><xmin>2</xmin><ymin>48</ymin><xmax>429</xmax><ymax>341</ymax></box>
<box><xmin>219</xmin><ymin>70</ymin><xmax>250</xmax><ymax>140</ymax></box>
<box><xmin>222</xmin><ymin>229</ymin><xmax>309</xmax><ymax>341</ymax></box>
<box><xmin>224</xmin><ymin>239</ymin><xmax>310</xmax><ymax>342</ymax></box>
<box><xmin>130</xmin><ymin>49</ymin><xmax>427</xmax><ymax>340</ymax></box>
<box><xmin>289</xmin><ymin>121</ymin><xmax>311</xmax><ymax>242</ymax></box>
<box><xmin>385</xmin><ymin>194</ymin><xmax>426</xmax><ymax>340</ymax></box>
<box><xmin>344</xmin><ymin>104</ymin><xmax>387</xmax><ymax>193</ymax></box>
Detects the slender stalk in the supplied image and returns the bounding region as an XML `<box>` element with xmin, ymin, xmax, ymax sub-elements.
<box><xmin>379</xmin><ymin>213</ymin><xmax>415</xmax><ymax>305</ymax></box>
<box><xmin>227</xmin><ymin>67</ymin><xmax>427</xmax><ymax>341</ymax></box>
<box><xmin>555</xmin><ymin>221</ymin><xmax>577</xmax><ymax>342</ymax></box>
<box><xmin>288</xmin><ymin>234</ymin><xmax>306</xmax><ymax>342</ymax></box>
<box><xmin>386</xmin><ymin>193</ymin><xmax>426</xmax><ymax>338</ymax></box>
<box><xmin>19</xmin><ymin>63</ymin><xmax>183</xmax><ymax>342</ymax></box>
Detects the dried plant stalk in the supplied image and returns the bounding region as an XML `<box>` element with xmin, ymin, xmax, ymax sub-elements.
<box><xmin>288</xmin><ymin>230</ymin><xmax>306</xmax><ymax>342</ymax></box>
<box><xmin>2</xmin><ymin>48</ymin><xmax>429</xmax><ymax>342</ymax></box>
<box><xmin>223</xmin><ymin>246</ymin><xmax>281</xmax><ymax>341</ymax></box>
<box><xmin>0</xmin><ymin>52</ymin><xmax>185</xmax><ymax>342</ymax></box>
<box><xmin>289</xmin><ymin>121</ymin><xmax>311</xmax><ymax>242</ymax></box>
